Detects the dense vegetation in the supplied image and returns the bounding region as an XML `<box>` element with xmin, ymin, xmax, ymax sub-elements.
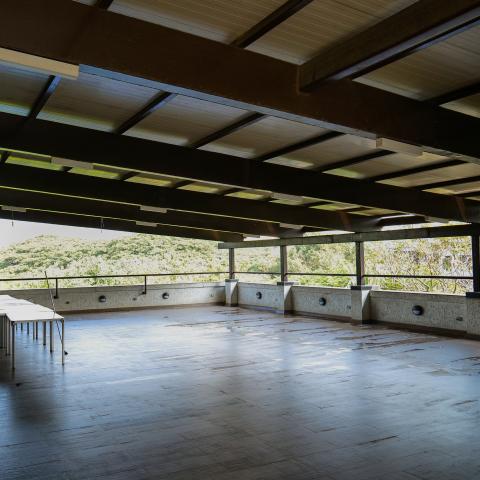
<box><xmin>0</xmin><ymin>234</ymin><xmax>473</xmax><ymax>294</ymax></box>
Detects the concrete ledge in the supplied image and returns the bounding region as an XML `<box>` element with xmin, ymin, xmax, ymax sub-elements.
<box><xmin>0</xmin><ymin>282</ymin><xmax>226</xmax><ymax>313</ymax></box>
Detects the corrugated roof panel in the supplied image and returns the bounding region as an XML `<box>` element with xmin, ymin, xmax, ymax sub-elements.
<box><xmin>38</xmin><ymin>72</ymin><xmax>158</xmax><ymax>131</ymax></box>
<box><xmin>126</xmin><ymin>95</ymin><xmax>248</xmax><ymax>146</ymax></box>
<box><xmin>248</xmin><ymin>0</ymin><xmax>416</xmax><ymax>64</ymax></box>
<box><xmin>201</xmin><ymin>116</ymin><xmax>327</xmax><ymax>159</ymax></box>
<box><xmin>110</xmin><ymin>0</ymin><xmax>285</xmax><ymax>43</ymax></box>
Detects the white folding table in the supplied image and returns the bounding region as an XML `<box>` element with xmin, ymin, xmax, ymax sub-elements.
<box><xmin>1</xmin><ymin>296</ymin><xmax>64</xmax><ymax>370</ymax></box>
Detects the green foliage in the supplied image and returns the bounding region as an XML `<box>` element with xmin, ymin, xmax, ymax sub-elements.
<box><xmin>0</xmin><ymin>234</ymin><xmax>473</xmax><ymax>295</ymax></box>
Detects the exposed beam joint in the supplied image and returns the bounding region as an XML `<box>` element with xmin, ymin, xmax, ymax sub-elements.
<box><xmin>429</xmin><ymin>80</ymin><xmax>480</xmax><ymax>106</ymax></box>
<box><xmin>256</xmin><ymin>131</ymin><xmax>343</xmax><ymax>162</ymax></box>
<box><xmin>231</xmin><ymin>0</ymin><xmax>314</xmax><ymax>48</ymax></box>
<box><xmin>369</xmin><ymin>159</ymin><xmax>465</xmax><ymax>182</ymax></box>
<box><xmin>113</xmin><ymin>92</ymin><xmax>176</xmax><ymax>135</ymax></box>
<box><xmin>190</xmin><ymin>113</ymin><xmax>264</xmax><ymax>149</ymax></box>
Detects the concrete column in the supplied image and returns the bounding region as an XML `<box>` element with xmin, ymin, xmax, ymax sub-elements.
<box><xmin>280</xmin><ymin>245</ymin><xmax>288</xmax><ymax>282</ymax></box>
<box><xmin>466</xmin><ymin>294</ymin><xmax>480</xmax><ymax>336</ymax></box>
<box><xmin>225</xmin><ymin>279</ymin><xmax>239</xmax><ymax>306</ymax></box>
<box><xmin>228</xmin><ymin>248</ymin><xmax>235</xmax><ymax>280</ymax></box>
<box><xmin>276</xmin><ymin>281</ymin><xmax>295</xmax><ymax>314</ymax></box>
<box><xmin>350</xmin><ymin>285</ymin><xmax>376</xmax><ymax>324</ymax></box>
<box><xmin>355</xmin><ymin>241</ymin><xmax>365</xmax><ymax>286</ymax></box>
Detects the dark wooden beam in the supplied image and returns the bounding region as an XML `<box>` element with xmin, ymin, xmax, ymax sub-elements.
<box><xmin>418</xmin><ymin>175</ymin><xmax>480</xmax><ymax>191</ymax></box>
<box><xmin>429</xmin><ymin>80</ymin><xmax>480</xmax><ymax>106</ymax></box>
<box><xmin>190</xmin><ymin>113</ymin><xmax>265</xmax><ymax>149</ymax></box>
<box><xmin>377</xmin><ymin>215</ymin><xmax>426</xmax><ymax>227</ymax></box>
<box><xmin>113</xmin><ymin>92</ymin><xmax>176</xmax><ymax>134</ymax></box>
<box><xmin>0</xmin><ymin>209</ymin><xmax>239</xmax><ymax>242</ymax></box>
<box><xmin>0</xmin><ymin>187</ymin><xmax>302</xmax><ymax>238</ymax></box>
<box><xmin>1</xmin><ymin>113</ymin><xmax>479</xmax><ymax>223</ymax></box>
<box><xmin>3</xmin><ymin>1</ymin><xmax>480</xmax><ymax>160</ymax></box>
<box><xmin>300</xmin><ymin>0</ymin><xmax>480</xmax><ymax>89</ymax></box>
<box><xmin>0</xmin><ymin>75</ymin><xmax>61</xmax><ymax>164</ymax></box>
<box><xmin>231</xmin><ymin>0</ymin><xmax>314</xmax><ymax>48</ymax></box>
<box><xmin>256</xmin><ymin>131</ymin><xmax>343</xmax><ymax>162</ymax></box>
<box><xmin>317</xmin><ymin>150</ymin><xmax>393</xmax><ymax>172</ymax></box>
<box><xmin>115</xmin><ymin>2</ymin><xmax>310</xmax><ymax>142</ymax></box>
<box><xmin>96</xmin><ymin>0</ymin><xmax>114</xmax><ymax>9</ymax></box>
<box><xmin>219</xmin><ymin>224</ymin><xmax>480</xmax><ymax>249</ymax></box>
<box><xmin>29</xmin><ymin>75</ymin><xmax>61</xmax><ymax>120</ymax></box>
<box><xmin>0</xmin><ymin>164</ymin><xmax>382</xmax><ymax>232</ymax></box>
<box><xmin>369</xmin><ymin>159</ymin><xmax>465</xmax><ymax>182</ymax></box>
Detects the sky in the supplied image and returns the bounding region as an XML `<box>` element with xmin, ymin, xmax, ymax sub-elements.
<box><xmin>0</xmin><ymin>219</ymin><xmax>133</xmax><ymax>248</ymax></box>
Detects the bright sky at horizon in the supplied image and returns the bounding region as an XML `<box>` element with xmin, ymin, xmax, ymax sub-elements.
<box><xmin>0</xmin><ymin>219</ymin><xmax>133</xmax><ymax>248</ymax></box>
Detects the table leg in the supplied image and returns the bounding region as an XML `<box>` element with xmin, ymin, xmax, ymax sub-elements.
<box><xmin>6</xmin><ymin>320</ymin><xmax>9</xmax><ymax>356</ymax></box>
<box><xmin>43</xmin><ymin>321</ymin><xmax>47</xmax><ymax>346</ymax></box>
<box><xmin>50</xmin><ymin>320</ymin><xmax>54</xmax><ymax>353</ymax></box>
<box><xmin>61</xmin><ymin>319</ymin><xmax>65</xmax><ymax>365</ymax></box>
<box><xmin>11</xmin><ymin>323</ymin><xmax>15</xmax><ymax>371</ymax></box>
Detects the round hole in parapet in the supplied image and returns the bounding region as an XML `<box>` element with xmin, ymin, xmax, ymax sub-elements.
<box><xmin>162</xmin><ymin>292</ymin><xmax>170</xmax><ymax>300</ymax></box>
<box><xmin>319</xmin><ymin>297</ymin><xmax>327</xmax><ymax>306</ymax></box>
<box><xmin>412</xmin><ymin>305</ymin><xmax>423</xmax><ymax>316</ymax></box>
<box><xmin>256</xmin><ymin>292</ymin><xmax>262</xmax><ymax>299</ymax></box>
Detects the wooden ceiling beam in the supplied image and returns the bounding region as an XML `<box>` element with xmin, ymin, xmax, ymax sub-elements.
<box><xmin>2</xmin><ymin>1</ymin><xmax>480</xmax><ymax>160</ymax></box>
<box><xmin>0</xmin><ymin>209</ymin><xmax>240</xmax><ymax>242</ymax></box>
<box><xmin>1</xmin><ymin>112</ymin><xmax>479</xmax><ymax>223</ymax></box>
<box><xmin>300</xmin><ymin>0</ymin><xmax>480</xmax><ymax>89</ymax></box>
<box><xmin>231</xmin><ymin>0</ymin><xmax>314</xmax><ymax>48</ymax></box>
<box><xmin>0</xmin><ymin>187</ymin><xmax>307</xmax><ymax>238</ymax></box>
<box><xmin>0</xmin><ymin>163</ymin><xmax>382</xmax><ymax>232</ymax></box>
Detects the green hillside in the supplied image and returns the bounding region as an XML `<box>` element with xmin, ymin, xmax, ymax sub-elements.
<box><xmin>0</xmin><ymin>233</ymin><xmax>473</xmax><ymax>294</ymax></box>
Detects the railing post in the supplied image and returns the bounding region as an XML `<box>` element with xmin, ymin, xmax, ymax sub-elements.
<box><xmin>228</xmin><ymin>248</ymin><xmax>236</xmax><ymax>280</ymax></box>
<box><xmin>471</xmin><ymin>234</ymin><xmax>480</xmax><ymax>293</ymax></box>
<box><xmin>355</xmin><ymin>241</ymin><xmax>365</xmax><ymax>286</ymax></box>
<box><xmin>280</xmin><ymin>245</ymin><xmax>288</xmax><ymax>282</ymax></box>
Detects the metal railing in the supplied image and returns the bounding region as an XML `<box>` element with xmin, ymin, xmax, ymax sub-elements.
<box><xmin>0</xmin><ymin>271</ymin><xmax>473</xmax><ymax>297</ymax></box>
<box><xmin>0</xmin><ymin>272</ymin><xmax>229</xmax><ymax>298</ymax></box>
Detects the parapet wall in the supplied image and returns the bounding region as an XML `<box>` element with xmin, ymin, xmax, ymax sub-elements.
<box><xmin>0</xmin><ymin>282</ymin><xmax>225</xmax><ymax>313</ymax></box>
<box><xmin>2</xmin><ymin>281</ymin><xmax>479</xmax><ymax>338</ymax></box>
<box><xmin>232</xmin><ymin>282</ymin><xmax>480</xmax><ymax>337</ymax></box>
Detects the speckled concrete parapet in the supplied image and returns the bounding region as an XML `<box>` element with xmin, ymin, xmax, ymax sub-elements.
<box><xmin>291</xmin><ymin>285</ymin><xmax>351</xmax><ymax>319</ymax></box>
<box><xmin>237</xmin><ymin>282</ymin><xmax>286</xmax><ymax>312</ymax></box>
<box><xmin>466</xmin><ymin>296</ymin><xmax>480</xmax><ymax>335</ymax></box>
<box><xmin>0</xmin><ymin>282</ymin><xmax>226</xmax><ymax>313</ymax></box>
<box><xmin>370</xmin><ymin>290</ymin><xmax>467</xmax><ymax>331</ymax></box>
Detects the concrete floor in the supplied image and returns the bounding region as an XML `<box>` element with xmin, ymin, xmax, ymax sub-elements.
<box><xmin>1</xmin><ymin>305</ymin><xmax>480</xmax><ymax>480</ymax></box>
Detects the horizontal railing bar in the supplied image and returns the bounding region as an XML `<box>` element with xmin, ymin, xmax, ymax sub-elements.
<box><xmin>0</xmin><ymin>272</ymin><xmax>229</xmax><ymax>282</ymax></box>
<box><xmin>364</xmin><ymin>274</ymin><xmax>472</xmax><ymax>280</ymax></box>
<box><xmin>234</xmin><ymin>271</ymin><xmax>280</xmax><ymax>275</ymax></box>
<box><xmin>288</xmin><ymin>272</ymin><xmax>355</xmax><ymax>277</ymax></box>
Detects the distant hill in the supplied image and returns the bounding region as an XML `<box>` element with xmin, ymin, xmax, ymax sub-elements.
<box><xmin>0</xmin><ymin>233</ymin><xmax>472</xmax><ymax>293</ymax></box>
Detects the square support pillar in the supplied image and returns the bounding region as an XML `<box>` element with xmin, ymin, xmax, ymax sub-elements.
<box><xmin>355</xmin><ymin>241</ymin><xmax>365</xmax><ymax>286</ymax></box>
<box><xmin>350</xmin><ymin>285</ymin><xmax>376</xmax><ymax>325</ymax></box>
<box><xmin>280</xmin><ymin>245</ymin><xmax>288</xmax><ymax>283</ymax></box>
<box><xmin>225</xmin><ymin>279</ymin><xmax>239</xmax><ymax>306</ymax></box>
<box><xmin>228</xmin><ymin>248</ymin><xmax>236</xmax><ymax>280</ymax></box>
<box><xmin>276</xmin><ymin>281</ymin><xmax>295</xmax><ymax>314</ymax></box>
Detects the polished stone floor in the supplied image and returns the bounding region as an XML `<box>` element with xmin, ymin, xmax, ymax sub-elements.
<box><xmin>1</xmin><ymin>305</ymin><xmax>480</xmax><ymax>480</ymax></box>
